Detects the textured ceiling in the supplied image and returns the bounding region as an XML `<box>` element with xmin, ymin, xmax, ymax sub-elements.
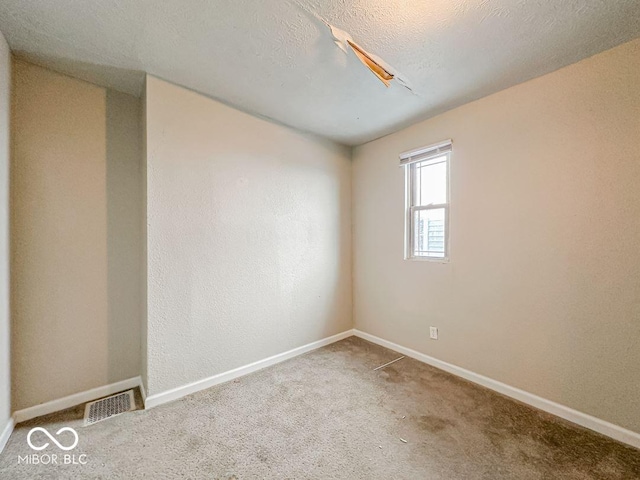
<box><xmin>1</xmin><ymin>0</ymin><xmax>639</xmax><ymax>145</ymax></box>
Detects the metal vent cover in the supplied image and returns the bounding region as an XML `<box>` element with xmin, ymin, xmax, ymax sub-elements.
<box><xmin>84</xmin><ymin>390</ymin><xmax>135</xmax><ymax>426</ymax></box>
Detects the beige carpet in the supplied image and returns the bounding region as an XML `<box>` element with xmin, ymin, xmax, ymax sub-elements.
<box><xmin>1</xmin><ymin>336</ymin><xmax>639</xmax><ymax>479</ymax></box>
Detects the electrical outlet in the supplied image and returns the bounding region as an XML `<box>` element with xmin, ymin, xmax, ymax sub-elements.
<box><xmin>429</xmin><ymin>326</ymin><xmax>438</xmax><ymax>340</ymax></box>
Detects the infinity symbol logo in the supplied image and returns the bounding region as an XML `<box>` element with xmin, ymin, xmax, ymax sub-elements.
<box><xmin>27</xmin><ymin>427</ymin><xmax>79</xmax><ymax>451</ymax></box>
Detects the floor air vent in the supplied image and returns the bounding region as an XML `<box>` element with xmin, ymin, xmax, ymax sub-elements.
<box><xmin>84</xmin><ymin>390</ymin><xmax>135</xmax><ymax>426</ymax></box>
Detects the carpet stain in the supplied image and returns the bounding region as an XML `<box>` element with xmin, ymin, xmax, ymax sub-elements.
<box><xmin>417</xmin><ymin>414</ymin><xmax>456</xmax><ymax>433</ymax></box>
<box><xmin>377</xmin><ymin>365</ymin><xmax>404</xmax><ymax>383</ymax></box>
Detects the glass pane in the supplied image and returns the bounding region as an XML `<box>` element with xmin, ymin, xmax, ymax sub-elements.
<box><xmin>413</xmin><ymin>208</ymin><xmax>446</xmax><ymax>258</ymax></box>
<box><xmin>415</xmin><ymin>157</ymin><xmax>447</xmax><ymax>206</ymax></box>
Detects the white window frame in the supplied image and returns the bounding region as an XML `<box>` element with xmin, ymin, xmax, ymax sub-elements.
<box><xmin>401</xmin><ymin>140</ymin><xmax>451</xmax><ymax>262</ymax></box>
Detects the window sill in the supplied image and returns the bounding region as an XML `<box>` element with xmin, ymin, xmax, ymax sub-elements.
<box><xmin>405</xmin><ymin>256</ymin><xmax>450</xmax><ymax>263</ymax></box>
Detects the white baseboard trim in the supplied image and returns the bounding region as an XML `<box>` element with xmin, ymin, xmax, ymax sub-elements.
<box><xmin>0</xmin><ymin>417</ymin><xmax>14</xmax><ymax>454</ymax></box>
<box><xmin>12</xmin><ymin>376</ymin><xmax>143</xmax><ymax>425</ymax></box>
<box><xmin>139</xmin><ymin>378</ymin><xmax>147</xmax><ymax>405</ymax></box>
<box><xmin>145</xmin><ymin>329</ymin><xmax>355</xmax><ymax>409</ymax></box>
<box><xmin>354</xmin><ymin>329</ymin><xmax>640</xmax><ymax>450</ymax></box>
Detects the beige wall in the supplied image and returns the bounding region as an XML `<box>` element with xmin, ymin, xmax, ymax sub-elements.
<box><xmin>11</xmin><ymin>60</ymin><xmax>141</xmax><ymax>410</ymax></box>
<box><xmin>352</xmin><ymin>39</ymin><xmax>640</xmax><ymax>433</ymax></box>
<box><xmin>0</xmin><ymin>30</ymin><xmax>10</xmax><ymax>432</ymax></box>
<box><xmin>140</xmin><ymin>82</ymin><xmax>148</xmax><ymax>393</ymax></box>
<box><xmin>106</xmin><ymin>90</ymin><xmax>142</xmax><ymax>381</ymax></box>
<box><xmin>144</xmin><ymin>76</ymin><xmax>352</xmax><ymax>397</ymax></box>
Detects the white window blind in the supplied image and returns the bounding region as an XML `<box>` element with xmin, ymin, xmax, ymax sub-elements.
<box><xmin>399</xmin><ymin>139</ymin><xmax>452</xmax><ymax>167</ymax></box>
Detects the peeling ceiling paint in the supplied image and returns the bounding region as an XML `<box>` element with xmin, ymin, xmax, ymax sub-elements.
<box><xmin>0</xmin><ymin>0</ymin><xmax>639</xmax><ymax>145</ymax></box>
